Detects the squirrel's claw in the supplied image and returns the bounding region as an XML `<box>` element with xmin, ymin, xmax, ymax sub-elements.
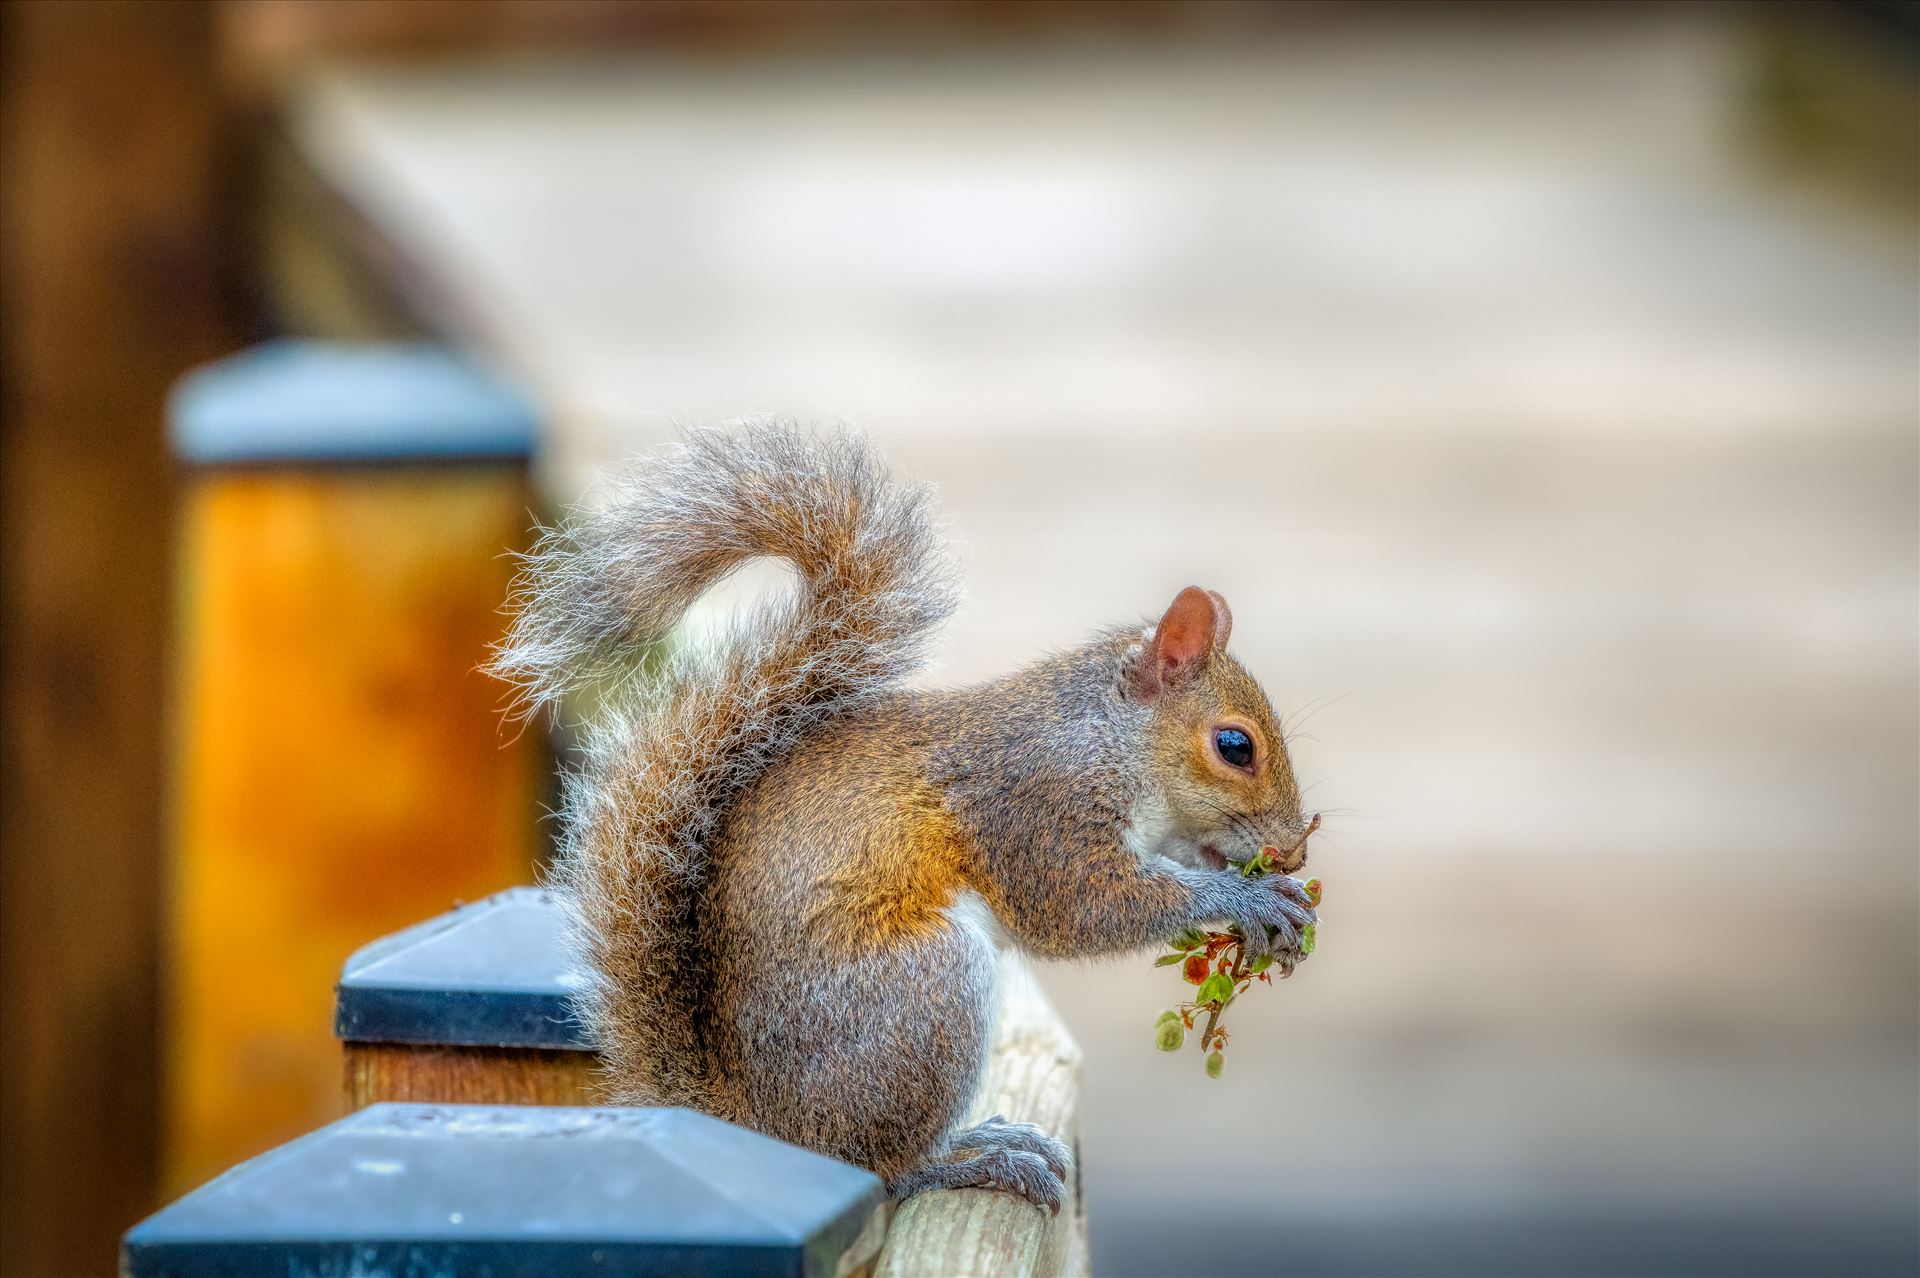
<box><xmin>1259</xmin><ymin>915</ymin><xmax>1301</xmax><ymax>956</ymax></box>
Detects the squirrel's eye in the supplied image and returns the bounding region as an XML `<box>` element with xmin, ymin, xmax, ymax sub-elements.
<box><xmin>1213</xmin><ymin>727</ymin><xmax>1254</xmax><ymax>770</ymax></box>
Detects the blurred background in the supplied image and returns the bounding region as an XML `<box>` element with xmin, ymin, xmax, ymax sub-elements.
<box><xmin>2</xmin><ymin>2</ymin><xmax>1915</xmax><ymax>1275</ymax></box>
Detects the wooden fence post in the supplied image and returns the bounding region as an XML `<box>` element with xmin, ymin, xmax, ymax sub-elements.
<box><xmin>165</xmin><ymin>340</ymin><xmax>543</xmax><ymax>1195</ymax></box>
<box><xmin>336</xmin><ymin>887</ymin><xmax>597</xmax><ymax>1108</ymax></box>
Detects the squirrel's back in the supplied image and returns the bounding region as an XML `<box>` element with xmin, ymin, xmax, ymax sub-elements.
<box><xmin>490</xmin><ymin>423</ymin><xmax>958</xmax><ymax>1107</ymax></box>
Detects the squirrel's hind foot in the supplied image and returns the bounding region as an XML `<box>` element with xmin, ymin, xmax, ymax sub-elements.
<box><xmin>889</xmin><ymin>1143</ymin><xmax>1066</xmax><ymax>1214</ymax></box>
<box><xmin>950</xmin><ymin>1115</ymin><xmax>1073</xmax><ymax>1179</ymax></box>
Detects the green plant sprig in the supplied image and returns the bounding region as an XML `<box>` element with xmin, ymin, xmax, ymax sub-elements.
<box><xmin>1151</xmin><ymin>833</ymin><xmax>1322</xmax><ymax>1078</ymax></box>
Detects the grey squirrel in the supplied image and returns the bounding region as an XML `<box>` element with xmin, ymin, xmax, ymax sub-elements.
<box><xmin>491</xmin><ymin>422</ymin><xmax>1317</xmax><ymax>1211</ymax></box>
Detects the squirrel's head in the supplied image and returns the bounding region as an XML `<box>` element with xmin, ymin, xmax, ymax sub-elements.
<box><xmin>1125</xmin><ymin>587</ymin><xmax>1313</xmax><ymax>875</ymax></box>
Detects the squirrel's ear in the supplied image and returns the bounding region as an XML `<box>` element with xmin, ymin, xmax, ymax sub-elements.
<box><xmin>1139</xmin><ymin>586</ymin><xmax>1230</xmax><ymax>695</ymax></box>
<box><xmin>1203</xmin><ymin>589</ymin><xmax>1233</xmax><ymax>648</ymax></box>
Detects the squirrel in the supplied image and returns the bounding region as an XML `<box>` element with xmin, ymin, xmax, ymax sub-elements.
<box><xmin>490</xmin><ymin>422</ymin><xmax>1318</xmax><ymax>1212</ymax></box>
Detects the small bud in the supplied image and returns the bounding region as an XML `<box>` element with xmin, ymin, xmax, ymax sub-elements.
<box><xmin>1156</xmin><ymin>1019</ymin><xmax>1186</xmax><ymax>1052</ymax></box>
<box><xmin>1303</xmin><ymin>878</ymin><xmax>1324</xmax><ymax>908</ymax></box>
<box><xmin>1205</xmin><ymin>1051</ymin><xmax>1225</xmax><ymax>1079</ymax></box>
<box><xmin>1183</xmin><ymin>953</ymin><xmax>1211</xmax><ymax>985</ymax></box>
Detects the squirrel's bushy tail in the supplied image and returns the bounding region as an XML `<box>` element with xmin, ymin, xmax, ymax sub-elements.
<box><xmin>490</xmin><ymin>421</ymin><xmax>957</xmax><ymax>1107</ymax></box>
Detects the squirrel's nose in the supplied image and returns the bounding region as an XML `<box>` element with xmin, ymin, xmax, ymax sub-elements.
<box><xmin>1262</xmin><ymin>842</ymin><xmax>1308</xmax><ymax>874</ymax></box>
<box><xmin>1267</xmin><ymin>812</ymin><xmax>1321</xmax><ymax>873</ymax></box>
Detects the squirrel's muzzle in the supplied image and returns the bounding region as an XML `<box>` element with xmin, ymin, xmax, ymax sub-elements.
<box><xmin>1267</xmin><ymin>812</ymin><xmax>1322</xmax><ymax>874</ymax></box>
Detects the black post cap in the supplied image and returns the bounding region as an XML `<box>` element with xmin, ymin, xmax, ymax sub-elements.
<box><xmin>335</xmin><ymin>887</ymin><xmax>590</xmax><ymax>1051</ymax></box>
<box><xmin>122</xmin><ymin>1103</ymin><xmax>888</xmax><ymax>1278</ymax></box>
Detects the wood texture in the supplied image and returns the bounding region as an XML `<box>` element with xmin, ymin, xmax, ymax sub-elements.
<box><xmin>343</xmin><ymin>1043</ymin><xmax>599</xmax><ymax>1110</ymax></box>
<box><xmin>875</xmin><ymin>955</ymin><xmax>1088</xmax><ymax>1278</ymax></box>
<box><xmin>0</xmin><ymin>3</ymin><xmax>239</xmax><ymax>1274</ymax></box>
<box><xmin>167</xmin><ymin>467</ymin><xmax>539</xmax><ymax>1195</ymax></box>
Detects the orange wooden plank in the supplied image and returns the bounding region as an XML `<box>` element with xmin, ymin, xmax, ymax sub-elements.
<box><xmin>342</xmin><ymin>1043</ymin><xmax>598</xmax><ymax>1110</ymax></box>
<box><xmin>167</xmin><ymin>466</ymin><xmax>539</xmax><ymax>1194</ymax></box>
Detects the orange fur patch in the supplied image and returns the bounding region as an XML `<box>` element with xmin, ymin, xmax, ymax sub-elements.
<box><xmin>814</xmin><ymin>790</ymin><xmax>971</xmax><ymax>954</ymax></box>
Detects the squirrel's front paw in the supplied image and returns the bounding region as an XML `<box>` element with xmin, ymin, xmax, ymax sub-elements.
<box><xmin>1233</xmin><ymin>875</ymin><xmax>1316</xmax><ymax>958</ymax></box>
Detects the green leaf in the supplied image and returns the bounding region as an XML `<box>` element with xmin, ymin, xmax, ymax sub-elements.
<box><xmin>1248</xmin><ymin>953</ymin><xmax>1273</xmax><ymax>974</ymax></box>
<box><xmin>1168</xmin><ymin>928</ymin><xmax>1207</xmax><ymax>951</ymax></box>
<box><xmin>1240</xmin><ymin>849</ymin><xmax>1279</xmax><ymax>878</ymax></box>
<box><xmin>1156</xmin><ymin>1009</ymin><xmax>1180</xmax><ymax>1026</ymax></box>
<box><xmin>1153</xmin><ymin>953</ymin><xmax>1185</xmax><ymax>967</ymax></box>
<box><xmin>1300</xmin><ymin>923</ymin><xmax>1317</xmax><ymax>956</ymax></box>
<box><xmin>1195</xmin><ymin>972</ymin><xmax>1234</xmax><ymax>1006</ymax></box>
